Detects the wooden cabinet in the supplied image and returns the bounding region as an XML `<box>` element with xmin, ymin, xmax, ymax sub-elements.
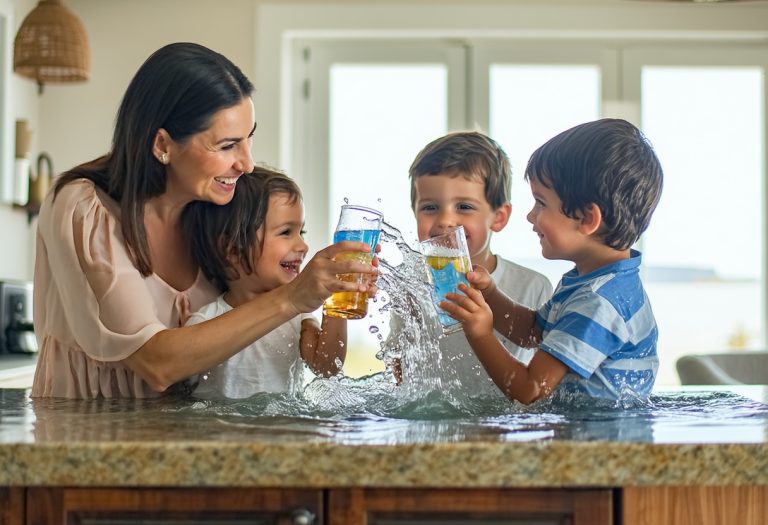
<box><xmin>25</xmin><ymin>487</ymin><xmax>322</xmax><ymax>525</ymax></box>
<box><xmin>0</xmin><ymin>488</ymin><xmax>23</xmax><ymax>525</ymax></box>
<box><xmin>19</xmin><ymin>485</ymin><xmax>768</xmax><ymax>524</ymax></box>
<box><xmin>622</xmin><ymin>486</ymin><xmax>768</xmax><ymax>525</ymax></box>
<box><xmin>328</xmin><ymin>488</ymin><xmax>614</xmax><ymax>524</ymax></box>
<box><xmin>20</xmin><ymin>487</ymin><xmax>614</xmax><ymax>525</ymax></box>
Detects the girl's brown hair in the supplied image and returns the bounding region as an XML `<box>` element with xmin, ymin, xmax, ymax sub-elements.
<box><xmin>181</xmin><ymin>167</ymin><xmax>302</xmax><ymax>292</ymax></box>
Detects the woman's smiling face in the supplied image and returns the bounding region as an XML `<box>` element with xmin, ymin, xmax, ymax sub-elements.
<box><xmin>163</xmin><ymin>97</ymin><xmax>256</xmax><ymax>206</ymax></box>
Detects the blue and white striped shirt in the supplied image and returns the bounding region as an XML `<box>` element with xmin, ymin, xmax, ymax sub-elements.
<box><xmin>535</xmin><ymin>250</ymin><xmax>658</xmax><ymax>400</ymax></box>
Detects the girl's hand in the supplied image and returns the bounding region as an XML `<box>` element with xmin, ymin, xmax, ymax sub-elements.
<box><xmin>441</xmin><ymin>283</ymin><xmax>494</xmax><ymax>341</ymax></box>
<box><xmin>467</xmin><ymin>265</ymin><xmax>496</xmax><ymax>297</ymax></box>
<box><xmin>285</xmin><ymin>241</ymin><xmax>377</xmax><ymax>314</ymax></box>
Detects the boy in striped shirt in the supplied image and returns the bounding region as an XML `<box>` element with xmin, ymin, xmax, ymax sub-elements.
<box><xmin>441</xmin><ymin>118</ymin><xmax>663</xmax><ymax>404</ymax></box>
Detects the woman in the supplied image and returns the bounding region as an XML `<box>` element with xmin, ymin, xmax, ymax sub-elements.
<box><xmin>32</xmin><ymin>43</ymin><xmax>375</xmax><ymax>399</ymax></box>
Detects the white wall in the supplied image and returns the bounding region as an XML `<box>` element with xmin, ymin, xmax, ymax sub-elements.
<box><xmin>0</xmin><ymin>0</ymin><xmax>42</xmax><ymax>282</ymax></box>
<box><xmin>0</xmin><ymin>0</ymin><xmax>254</xmax><ymax>282</ymax></box>
<box><xmin>2</xmin><ymin>0</ymin><xmax>768</xmax><ymax>282</ymax></box>
<box><xmin>40</xmin><ymin>0</ymin><xmax>255</xmax><ymax>180</ymax></box>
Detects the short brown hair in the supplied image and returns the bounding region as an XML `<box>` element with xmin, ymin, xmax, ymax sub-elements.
<box><xmin>525</xmin><ymin>118</ymin><xmax>663</xmax><ymax>250</ymax></box>
<box><xmin>409</xmin><ymin>131</ymin><xmax>511</xmax><ymax>210</ymax></box>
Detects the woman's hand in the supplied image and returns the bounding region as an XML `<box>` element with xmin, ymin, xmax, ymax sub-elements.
<box><xmin>366</xmin><ymin>243</ymin><xmax>381</xmax><ymax>296</ymax></box>
<box><xmin>441</xmin><ymin>283</ymin><xmax>495</xmax><ymax>342</ymax></box>
<box><xmin>285</xmin><ymin>241</ymin><xmax>377</xmax><ymax>314</ymax></box>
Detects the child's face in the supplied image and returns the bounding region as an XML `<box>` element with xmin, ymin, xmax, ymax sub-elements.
<box><xmin>526</xmin><ymin>178</ymin><xmax>583</xmax><ymax>262</ymax></box>
<box><xmin>413</xmin><ymin>173</ymin><xmax>509</xmax><ymax>269</ymax></box>
<box><xmin>231</xmin><ymin>193</ymin><xmax>308</xmax><ymax>295</ymax></box>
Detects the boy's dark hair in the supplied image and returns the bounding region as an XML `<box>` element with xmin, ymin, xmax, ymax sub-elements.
<box><xmin>54</xmin><ymin>42</ymin><xmax>254</xmax><ymax>276</ymax></box>
<box><xmin>525</xmin><ymin>118</ymin><xmax>663</xmax><ymax>251</ymax></box>
<box><xmin>409</xmin><ymin>131</ymin><xmax>511</xmax><ymax>210</ymax></box>
<box><xmin>182</xmin><ymin>166</ymin><xmax>302</xmax><ymax>292</ymax></box>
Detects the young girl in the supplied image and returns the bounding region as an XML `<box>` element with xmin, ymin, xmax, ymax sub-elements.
<box><xmin>182</xmin><ymin>167</ymin><xmax>346</xmax><ymax>398</ymax></box>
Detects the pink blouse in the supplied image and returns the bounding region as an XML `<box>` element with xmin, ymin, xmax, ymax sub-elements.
<box><xmin>32</xmin><ymin>179</ymin><xmax>218</xmax><ymax>398</ymax></box>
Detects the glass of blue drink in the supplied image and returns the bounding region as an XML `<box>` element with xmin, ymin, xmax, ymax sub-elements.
<box><xmin>323</xmin><ymin>205</ymin><xmax>383</xmax><ymax>319</ymax></box>
<box><xmin>420</xmin><ymin>226</ymin><xmax>473</xmax><ymax>334</ymax></box>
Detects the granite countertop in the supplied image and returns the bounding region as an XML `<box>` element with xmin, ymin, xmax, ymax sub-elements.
<box><xmin>0</xmin><ymin>386</ymin><xmax>766</xmax><ymax>488</ymax></box>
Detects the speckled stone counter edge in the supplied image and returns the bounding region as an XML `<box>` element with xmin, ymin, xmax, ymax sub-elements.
<box><xmin>0</xmin><ymin>441</ymin><xmax>765</xmax><ymax>487</ymax></box>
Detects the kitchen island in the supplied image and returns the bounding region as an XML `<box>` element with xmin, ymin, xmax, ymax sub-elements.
<box><xmin>0</xmin><ymin>385</ymin><xmax>766</xmax><ymax>524</ymax></box>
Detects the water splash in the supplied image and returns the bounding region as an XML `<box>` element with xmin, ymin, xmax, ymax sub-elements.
<box><xmin>189</xmin><ymin>220</ymin><xmax>654</xmax><ymax>419</ymax></box>
<box><xmin>373</xmin><ymin>221</ymin><xmax>473</xmax><ymax>405</ymax></box>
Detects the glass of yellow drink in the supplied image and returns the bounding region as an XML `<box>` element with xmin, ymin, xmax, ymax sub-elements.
<box><xmin>323</xmin><ymin>205</ymin><xmax>384</xmax><ymax>319</ymax></box>
<box><xmin>420</xmin><ymin>226</ymin><xmax>473</xmax><ymax>334</ymax></box>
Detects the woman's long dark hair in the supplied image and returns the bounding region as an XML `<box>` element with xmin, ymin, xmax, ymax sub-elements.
<box><xmin>54</xmin><ymin>42</ymin><xmax>254</xmax><ymax>276</ymax></box>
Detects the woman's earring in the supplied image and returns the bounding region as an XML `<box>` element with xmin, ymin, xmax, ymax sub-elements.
<box><xmin>160</xmin><ymin>153</ymin><xmax>168</xmax><ymax>164</ymax></box>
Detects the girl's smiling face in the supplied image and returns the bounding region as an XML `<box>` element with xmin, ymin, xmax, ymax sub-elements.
<box><xmin>229</xmin><ymin>192</ymin><xmax>308</xmax><ymax>296</ymax></box>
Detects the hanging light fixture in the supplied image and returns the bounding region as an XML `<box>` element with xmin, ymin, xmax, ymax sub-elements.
<box><xmin>13</xmin><ymin>0</ymin><xmax>91</xmax><ymax>94</ymax></box>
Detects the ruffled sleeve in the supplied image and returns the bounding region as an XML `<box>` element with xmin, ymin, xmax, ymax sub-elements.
<box><xmin>35</xmin><ymin>180</ymin><xmax>167</xmax><ymax>361</ymax></box>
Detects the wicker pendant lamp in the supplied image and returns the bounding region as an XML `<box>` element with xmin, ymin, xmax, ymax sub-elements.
<box><xmin>13</xmin><ymin>0</ymin><xmax>91</xmax><ymax>94</ymax></box>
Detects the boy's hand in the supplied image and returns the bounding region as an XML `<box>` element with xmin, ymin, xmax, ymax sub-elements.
<box><xmin>441</xmin><ymin>283</ymin><xmax>494</xmax><ymax>341</ymax></box>
<box><xmin>467</xmin><ymin>265</ymin><xmax>496</xmax><ymax>297</ymax></box>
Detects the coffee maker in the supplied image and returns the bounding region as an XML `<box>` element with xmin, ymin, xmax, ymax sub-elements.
<box><xmin>0</xmin><ymin>281</ymin><xmax>37</xmax><ymax>354</ymax></box>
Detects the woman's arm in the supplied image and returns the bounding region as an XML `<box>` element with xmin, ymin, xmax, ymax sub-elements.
<box><xmin>300</xmin><ymin>315</ymin><xmax>347</xmax><ymax>377</ymax></box>
<box><xmin>125</xmin><ymin>241</ymin><xmax>371</xmax><ymax>391</ymax></box>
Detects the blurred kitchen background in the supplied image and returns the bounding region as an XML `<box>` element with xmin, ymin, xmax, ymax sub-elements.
<box><xmin>0</xmin><ymin>0</ymin><xmax>766</xmax><ymax>387</ymax></box>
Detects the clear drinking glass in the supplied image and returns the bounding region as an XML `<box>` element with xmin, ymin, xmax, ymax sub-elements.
<box><xmin>323</xmin><ymin>204</ymin><xmax>384</xmax><ymax>320</ymax></box>
<box><xmin>420</xmin><ymin>226</ymin><xmax>473</xmax><ymax>334</ymax></box>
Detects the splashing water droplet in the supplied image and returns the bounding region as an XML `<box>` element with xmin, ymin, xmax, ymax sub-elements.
<box><xmin>369</xmin><ymin>326</ymin><xmax>380</xmax><ymax>334</ymax></box>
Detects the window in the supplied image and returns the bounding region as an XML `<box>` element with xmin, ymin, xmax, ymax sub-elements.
<box><xmin>624</xmin><ymin>47</ymin><xmax>766</xmax><ymax>385</ymax></box>
<box><xmin>328</xmin><ymin>63</ymin><xmax>447</xmax><ymax>239</ymax></box>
